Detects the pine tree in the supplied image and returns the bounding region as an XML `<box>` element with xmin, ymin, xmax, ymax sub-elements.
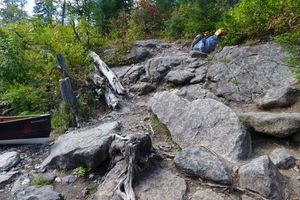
<box><xmin>33</xmin><ymin>0</ymin><xmax>57</xmax><ymax>23</ymax></box>
<box><xmin>0</xmin><ymin>0</ymin><xmax>28</xmax><ymax>23</ymax></box>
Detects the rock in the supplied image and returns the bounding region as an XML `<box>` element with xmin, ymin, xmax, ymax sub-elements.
<box><xmin>134</xmin><ymin>168</ymin><xmax>187</xmax><ymax>200</ymax></box>
<box><xmin>54</xmin><ymin>177</ymin><xmax>61</xmax><ymax>183</ymax></box>
<box><xmin>122</xmin><ymin>65</ymin><xmax>145</xmax><ymax>84</ymax></box>
<box><xmin>254</xmin><ymin>85</ymin><xmax>300</xmax><ymax>109</ymax></box>
<box><xmin>145</xmin><ymin>56</ymin><xmax>184</xmax><ymax>83</ymax></box>
<box><xmin>189</xmin><ymin>67</ymin><xmax>207</xmax><ymax>84</ymax></box>
<box><xmin>191</xmin><ymin>188</ymin><xmax>229</xmax><ymax>200</ymax></box>
<box><xmin>15</xmin><ymin>185</ymin><xmax>63</xmax><ymax>200</ymax></box>
<box><xmin>0</xmin><ymin>151</ymin><xmax>20</xmax><ymax>171</ymax></box>
<box><xmin>238</xmin><ymin>155</ymin><xmax>284</xmax><ymax>199</ymax></box>
<box><xmin>93</xmin><ymin>160</ymin><xmax>127</xmax><ymax>200</ymax></box>
<box><xmin>0</xmin><ymin>171</ymin><xmax>18</xmax><ymax>188</ymax></box>
<box><xmin>269</xmin><ymin>148</ymin><xmax>295</xmax><ymax>169</ymax></box>
<box><xmin>165</xmin><ymin>69</ymin><xmax>195</xmax><ymax>85</ymax></box>
<box><xmin>149</xmin><ymin>91</ymin><xmax>251</xmax><ymax>162</ymax></box>
<box><xmin>239</xmin><ymin>112</ymin><xmax>300</xmax><ymax>138</ymax></box>
<box><xmin>62</xmin><ymin>175</ymin><xmax>76</xmax><ymax>184</ymax></box>
<box><xmin>11</xmin><ymin>175</ymin><xmax>31</xmax><ymax>195</ymax></box>
<box><xmin>40</xmin><ymin>122</ymin><xmax>120</xmax><ymax>170</ymax></box>
<box><xmin>177</xmin><ymin>84</ymin><xmax>218</xmax><ymax>101</ymax></box>
<box><xmin>126</xmin><ymin>47</ymin><xmax>151</xmax><ymax>63</ymax></box>
<box><xmin>206</xmin><ymin>43</ymin><xmax>295</xmax><ymax>103</ymax></box>
<box><xmin>134</xmin><ymin>40</ymin><xmax>160</xmax><ymax>49</ymax></box>
<box><xmin>174</xmin><ymin>146</ymin><xmax>231</xmax><ymax>184</ymax></box>
<box><xmin>130</xmin><ymin>82</ymin><xmax>156</xmax><ymax>95</ymax></box>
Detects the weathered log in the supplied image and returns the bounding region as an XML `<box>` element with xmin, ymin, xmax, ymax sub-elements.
<box><xmin>90</xmin><ymin>51</ymin><xmax>126</xmax><ymax>95</ymax></box>
<box><xmin>105</xmin><ymin>87</ymin><xmax>119</xmax><ymax>109</ymax></box>
<box><xmin>59</xmin><ymin>77</ymin><xmax>76</xmax><ymax>110</ymax></box>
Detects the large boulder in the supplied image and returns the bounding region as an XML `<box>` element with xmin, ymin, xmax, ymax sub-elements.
<box><xmin>177</xmin><ymin>84</ymin><xmax>218</xmax><ymax>102</ymax></box>
<box><xmin>254</xmin><ymin>85</ymin><xmax>300</xmax><ymax>109</ymax></box>
<box><xmin>149</xmin><ymin>91</ymin><xmax>252</xmax><ymax>162</ymax></box>
<box><xmin>238</xmin><ymin>155</ymin><xmax>285</xmax><ymax>200</ymax></box>
<box><xmin>134</xmin><ymin>168</ymin><xmax>187</xmax><ymax>200</ymax></box>
<box><xmin>0</xmin><ymin>151</ymin><xmax>20</xmax><ymax>171</ymax></box>
<box><xmin>40</xmin><ymin>122</ymin><xmax>120</xmax><ymax>169</ymax></box>
<box><xmin>239</xmin><ymin>112</ymin><xmax>300</xmax><ymax>138</ymax></box>
<box><xmin>206</xmin><ymin>43</ymin><xmax>295</xmax><ymax>103</ymax></box>
<box><xmin>122</xmin><ymin>65</ymin><xmax>145</xmax><ymax>84</ymax></box>
<box><xmin>174</xmin><ymin>146</ymin><xmax>231</xmax><ymax>184</ymax></box>
<box><xmin>15</xmin><ymin>185</ymin><xmax>63</xmax><ymax>200</ymax></box>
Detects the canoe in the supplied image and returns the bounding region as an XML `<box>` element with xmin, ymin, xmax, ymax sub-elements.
<box><xmin>0</xmin><ymin>114</ymin><xmax>51</xmax><ymax>145</ymax></box>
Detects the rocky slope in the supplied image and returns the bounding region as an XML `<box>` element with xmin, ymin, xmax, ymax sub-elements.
<box><xmin>1</xmin><ymin>40</ymin><xmax>300</xmax><ymax>200</ymax></box>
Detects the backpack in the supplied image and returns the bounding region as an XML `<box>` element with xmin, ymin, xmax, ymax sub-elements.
<box><xmin>192</xmin><ymin>33</ymin><xmax>205</xmax><ymax>48</ymax></box>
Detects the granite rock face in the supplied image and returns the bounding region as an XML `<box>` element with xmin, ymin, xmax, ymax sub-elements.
<box><xmin>149</xmin><ymin>91</ymin><xmax>252</xmax><ymax>162</ymax></box>
<box><xmin>206</xmin><ymin>43</ymin><xmax>295</xmax><ymax>103</ymax></box>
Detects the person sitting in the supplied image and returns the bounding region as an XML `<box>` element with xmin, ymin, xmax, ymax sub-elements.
<box><xmin>191</xmin><ymin>28</ymin><xmax>225</xmax><ymax>54</ymax></box>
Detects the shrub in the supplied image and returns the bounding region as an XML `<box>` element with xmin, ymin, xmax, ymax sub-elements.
<box><xmin>73</xmin><ymin>166</ymin><xmax>87</xmax><ymax>177</ymax></box>
<box><xmin>31</xmin><ymin>176</ymin><xmax>49</xmax><ymax>186</ymax></box>
<box><xmin>219</xmin><ymin>0</ymin><xmax>300</xmax><ymax>45</ymax></box>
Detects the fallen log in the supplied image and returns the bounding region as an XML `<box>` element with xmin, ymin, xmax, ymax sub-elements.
<box><xmin>90</xmin><ymin>51</ymin><xmax>126</xmax><ymax>95</ymax></box>
<box><xmin>105</xmin><ymin>87</ymin><xmax>119</xmax><ymax>109</ymax></box>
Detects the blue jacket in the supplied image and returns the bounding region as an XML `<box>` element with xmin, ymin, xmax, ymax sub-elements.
<box><xmin>193</xmin><ymin>35</ymin><xmax>220</xmax><ymax>53</ymax></box>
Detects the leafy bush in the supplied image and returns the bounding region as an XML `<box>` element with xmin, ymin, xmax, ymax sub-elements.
<box><xmin>219</xmin><ymin>0</ymin><xmax>300</xmax><ymax>45</ymax></box>
<box><xmin>73</xmin><ymin>166</ymin><xmax>87</xmax><ymax>177</ymax></box>
<box><xmin>276</xmin><ymin>30</ymin><xmax>300</xmax><ymax>80</ymax></box>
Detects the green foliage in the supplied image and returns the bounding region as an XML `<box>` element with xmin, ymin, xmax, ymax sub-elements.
<box><xmin>166</xmin><ymin>0</ymin><xmax>231</xmax><ymax>38</ymax></box>
<box><xmin>31</xmin><ymin>176</ymin><xmax>49</xmax><ymax>186</ymax></box>
<box><xmin>73</xmin><ymin>166</ymin><xmax>87</xmax><ymax>177</ymax></box>
<box><xmin>219</xmin><ymin>0</ymin><xmax>300</xmax><ymax>45</ymax></box>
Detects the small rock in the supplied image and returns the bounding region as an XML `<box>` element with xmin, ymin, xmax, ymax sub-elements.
<box><xmin>165</xmin><ymin>69</ymin><xmax>195</xmax><ymax>85</ymax></box>
<box><xmin>174</xmin><ymin>146</ymin><xmax>231</xmax><ymax>184</ymax></box>
<box><xmin>269</xmin><ymin>148</ymin><xmax>295</xmax><ymax>169</ymax></box>
<box><xmin>0</xmin><ymin>151</ymin><xmax>21</xmax><ymax>171</ymax></box>
<box><xmin>0</xmin><ymin>171</ymin><xmax>18</xmax><ymax>188</ymax></box>
<box><xmin>130</xmin><ymin>82</ymin><xmax>156</xmax><ymax>95</ymax></box>
<box><xmin>62</xmin><ymin>175</ymin><xmax>76</xmax><ymax>184</ymax></box>
<box><xmin>15</xmin><ymin>185</ymin><xmax>63</xmax><ymax>200</ymax></box>
<box><xmin>239</xmin><ymin>112</ymin><xmax>300</xmax><ymax>138</ymax></box>
<box><xmin>11</xmin><ymin>175</ymin><xmax>31</xmax><ymax>195</ymax></box>
<box><xmin>238</xmin><ymin>155</ymin><xmax>284</xmax><ymax>199</ymax></box>
<box><xmin>54</xmin><ymin>177</ymin><xmax>61</xmax><ymax>183</ymax></box>
<box><xmin>88</xmin><ymin>174</ymin><xmax>95</xmax><ymax>180</ymax></box>
<box><xmin>81</xmin><ymin>187</ymin><xmax>89</xmax><ymax>197</ymax></box>
<box><xmin>33</xmin><ymin>172</ymin><xmax>56</xmax><ymax>183</ymax></box>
